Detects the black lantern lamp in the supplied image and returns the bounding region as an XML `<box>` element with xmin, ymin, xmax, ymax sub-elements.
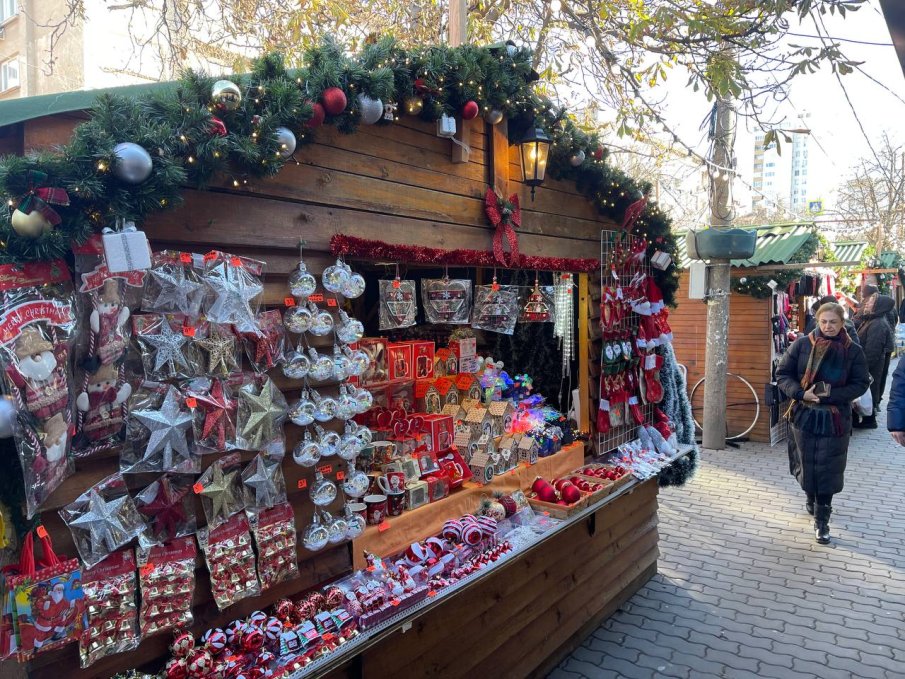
<box><xmin>518</xmin><ymin>124</ymin><xmax>551</xmax><ymax>201</ymax></box>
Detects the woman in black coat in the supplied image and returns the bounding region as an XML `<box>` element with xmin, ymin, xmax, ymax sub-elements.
<box><xmin>777</xmin><ymin>303</ymin><xmax>869</xmax><ymax>544</ymax></box>
<box><xmin>855</xmin><ymin>294</ymin><xmax>895</xmax><ymax>429</ymax></box>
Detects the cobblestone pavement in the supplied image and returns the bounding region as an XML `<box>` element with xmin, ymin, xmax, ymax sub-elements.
<box><xmin>551</xmin><ymin>365</ymin><xmax>905</xmax><ymax>679</ymax></box>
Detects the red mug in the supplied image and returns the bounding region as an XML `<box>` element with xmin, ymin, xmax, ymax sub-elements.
<box><xmin>364</xmin><ymin>494</ymin><xmax>388</xmax><ymax>525</ymax></box>
<box><xmin>387</xmin><ymin>490</ymin><xmax>406</xmax><ymax>516</ymax></box>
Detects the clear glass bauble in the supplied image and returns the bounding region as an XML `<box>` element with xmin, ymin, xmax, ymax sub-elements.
<box><xmin>292</xmin><ymin>430</ymin><xmax>322</xmax><ymax>467</ymax></box>
<box><xmin>336</xmin><ymin>312</ymin><xmax>364</xmax><ymax>343</ymax></box>
<box><xmin>322</xmin><ymin>259</ymin><xmax>350</xmax><ymax>294</ymax></box>
<box><xmin>326</xmin><ymin>512</ymin><xmax>348</xmax><ymax>544</ymax></box>
<box><xmin>308</xmin><ymin>348</ymin><xmax>334</xmax><ymax>381</ymax></box>
<box><xmin>283</xmin><ymin>305</ymin><xmax>312</xmax><ymax>334</ymax></box>
<box><xmin>310</xmin><ymin>471</ymin><xmax>337</xmax><ymax>507</ymax></box>
<box><xmin>344</xmin><ymin>508</ymin><xmax>366</xmax><ymax>539</ymax></box>
<box><xmin>332</xmin><ymin>347</ymin><xmax>352</xmax><ymax>381</ymax></box>
<box><xmin>289</xmin><ymin>262</ymin><xmax>318</xmax><ymax>298</ymax></box>
<box><xmin>302</xmin><ymin>516</ymin><xmax>330</xmax><ymax>551</ymax></box>
<box><xmin>289</xmin><ymin>394</ymin><xmax>316</xmax><ymax>426</ymax></box>
<box><xmin>312</xmin><ymin>391</ymin><xmax>337</xmax><ymax>422</ymax></box>
<box><xmin>341</xmin><ymin>272</ymin><xmax>366</xmax><ymax>299</ymax></box>
<box><xmin>352</xmin><ymin>386</ymin><xmax>373</xmax><ymax>413</ymax></box>
<box><xmin>282</xmin><ymin>350</ymin><xmax>311</xmax><ymax>379</ymax></box>
<box><xmin>342</xmin><ymin>466</ymin><xmax>370</xmax><ymax>499</ymax></box>
<box><xmin>308</xmin><ymin>308</ymin><xmax>335</xmax><ymax>337</ymax></box>
<box><xmin>345</xmin><ymin>347</ymin><xmax>369</xmax><ymax>377</ymax></box>
<box><xmin>316</xmin><ymin>425</ymin><xmax>341</xmax><ymax>457</ymax></box>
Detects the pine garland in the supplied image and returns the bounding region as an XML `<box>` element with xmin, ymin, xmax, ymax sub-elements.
<box><xmin>657</xmin><ymin>342</ymin><xmax>698</xmax><ymax>487</ymax></box>
<box><xmin>0</xmin><ymin>35</ymin><xmax>679</xmax><ymax>304</ymax></box>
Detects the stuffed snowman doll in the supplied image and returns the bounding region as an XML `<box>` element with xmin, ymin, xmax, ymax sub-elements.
<box><xmin>91</xmin><ymin>278</ymin><xmax>130</xmax><ymax>365</ymax></box>
<box><xmin>7</xmin><ymin>325</ymin><xmax>69</xmax><ymax>421</ymax></box>
<box><xmin>77</xmin><ymin>362</ymin><xmax>131</xmax><ymax>442</ymax></box>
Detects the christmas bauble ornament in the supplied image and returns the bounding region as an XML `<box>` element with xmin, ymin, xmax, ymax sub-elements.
<box><xmin>569</xmin><ymin>149</ymin><xmax>586</xmax><ymax>167</ymax></box>
<box><xmin>274</xmin><ymin>127</ymin><xmax>297</xmax><ymax>158</ymax></box>
<box><xmin>322</xmin><ymin>258</ymin><xmax>350</xmax><ymax>293</ymax></box>
<box><xmin>325</xmin><ymin>512</ymin><xmax>348</xmax><ymax>544</ymax></box>
<box><xmin>113</xmin><ymin>142</ymin><xmax>153</xmax><ymax>184</ymax></box>
<box><xmin>310</xmin><ymin>471</ymin><xmax>337</xmax><ymax>506</ymax></box>
<box><xmin>289</xmin><ymin>261</ymin><xmax>317</xmax><ymax>298</ymax></box>
<box><xmin>506</xmin><ymin>43</ymin><xmax>518</xmax><ymax>56</ymax></box>
<box><xmin>357</xmin><ymin>94</ymin><xmax>384</xmax><ymax>125</ymax></box>
<box><xmin>289</xmin><ymin>394</ymin><xmax>316</xmax><ymax>427</ymax></box>
<box><xmin>483</xmin><ymin>108</ymin><xmax>504</xmax><ymax>125</ymax></box>
<box><xmin>247</xmin><ymin>610</ymin><xmax>268</xmax><ymax>627</ymax></box>
<box><xmin>302</xmin><ymin>514</ymin><xmax>330</xmax><ymax>551</ymax></box>
<box><xmin>316</xmin><ymin>424</ymin><xmax>340</xmax><ymax>456</ymax></box>
<box><xmin>404</xmin><ymin>95</ymin><xmax>424</xmax><ymax>116</ymax></box>
<box><xmin>341</xmin><ymin>271</ymin><xmax>366</xmax><ymax>300</ymax></box>
<box><xmin>307</xmin><ymin>102</ymin><xmax>326</xmax><ymax>128</ymax></box>
<box><xmin>241</xmin><ymin>627</ymin><xmax>265</xmax><ymax>651</ymax></box>
<box><xmin>498</xmin><ymin>494</ymin><xmax>518</xmax><ymax>517</ymax></box>
<box><xmin>592</xmin><ymin>146</ymin><xmax>604</xmax><ymax>160</ymax></box>
<box><xmin>171</xmin><ymin>631</ymin><xmax>195</xmax><ymax>657</ymax></box>
<box><xmin>308</xmin><ymin>307</ymin><xmax>334</xmax><ymax>337</ymax></box>
<box><xmin>263</xmin><ymin>617</ymin><xmax>283</xmax><ymax>641</ymax></box>
<box><xmin>336</xmin><ymin>310</ymin><xmax>364</xmax><ymax>343</ymax></box>
<box><xmin>462</xmin><ymin>101</ymin><xmax>480</xmax><ymax>120</ymax></box>
<box><xmin>187</xmin><ymin>649</ymin><xmax>213</xmax><ymax>678</ymax></box>
<box><xmin>282</xmin><ymin>350</ymin><xmax>311</xmax><ymax>380</ymax></box>
<box><xmin>283</xmin><ymin>305</ymin><xmax>312</xmax><ymax>334</ymax></box>
<box><xmin>224</xmin><ymin>620</ymin><xmax>245</xmax><ymax>645</ymax></box>
<box><xmin>312</xmin><ymin>390</ymin><xmax>337</xmax><ymax>422</ymax></box>
<box><xmin>10</xmin><ymin>208</ymin><xmax>52</xmax><ymax>238</ymax></box>
<box><xmin>308</xmin><ymin>348</ymin><xmax>334</xmax><ymax>381</ymax></box>
<box><xmin>292</xmin><ymin>430</ymin><xmax>322</xmax><ymax>467</ymax></box>
<box><xmin>342</xmin><ymin>464</ymin><xmax>370</xmax><ymax>498</ymax></box>
<box><xmin>212</xmin><ymin>79</ymin><xmax>242</xmax><ymax>110</ymax></box>
<box><xmin>202</xmin><ymin>628</ymin><xmax>227</xmax><ymax>654</ymax></box>
<box><xmin>165</xmin><ymin>658</ymin><xmax>189</xmax><ymax>679</ymax></box>
<box><xmin>321</xmin><ymin>87</ymin><xmax>348</xmax><ymax>116</ymax></box>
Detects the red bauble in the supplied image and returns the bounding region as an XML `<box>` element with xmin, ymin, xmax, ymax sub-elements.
<box><xmin>592</xmin><ymin>146</ymin><xmax>604</xmax><ymax>160</ymax></box>
<box><xmin>321</xmin><ymin>87</ymin><xmax>348</xmax><ymax>116</ymax></box>
<box><xmin>531</xmin><ymin>477</ymin><xmax>550</xmax><ymax>494</ymax></box>
<box><xmin>562</xmin><ymin>485</ymin><xmax>582</xmax><ymax>504</ymax></box>
<box><xmin>165</xmin><ymin>658</ymin><xmax>189</xmax><ymax>679</ymax></box>
<box><xmin>414</xmin><ymin>78</ymin><xmax>429</xmax><ymax>93</ymax></box>
<box><xmin>187</xmin><ymin>649</ymin><xmax>213</xmax><ymax>678</ymax></box>
<box><xmin>462</xmin><ymin>101</ymin><xmax>480</xmax><ymax>120</ymax></box>
<box><xmin>307</xmin><ymin>102</ymin><xmax>325</xmax><ymax>128</ymax></box>
<box><xmin>498</xmin><ymin>495</ymin><xmax>518</xmax><ymax>517</ymax></box>
<box><xmin>537</xmin><ymin>485</ymin><xmax>557</xmax><ymax>503</ymax></box>
<box><xmin>553</xmin><ymin>478</ymin><xmax>572</xmax><ymax>493</ymax></box>
<box><xmin>242</xmin><ymin>627</ymin><xmax>265</xmax><ymax>651</ymax></box>
<box><xmin>170</xmin><ymin>631</ymin><xmax>195</xmax><ymax>658</ymax></box>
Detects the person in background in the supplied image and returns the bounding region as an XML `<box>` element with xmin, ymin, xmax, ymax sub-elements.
<box><xmin>803</xmin><ymin>295</ymin><xmax>860</xmax><ymax>345</ymax></box>
<box><xmin>887</xmin><ymin>358</ymin><xmax>905</xmax><ymax>447</ymax></box>
<box><xmin>777</xmin><ymin>303</ymin><xmax>869</xmax><ymax>544</ymax></box>
<box><xmin>855</xmin><ymin>293</ymin><xmax>896</xmax><ymax>429</ymax></box>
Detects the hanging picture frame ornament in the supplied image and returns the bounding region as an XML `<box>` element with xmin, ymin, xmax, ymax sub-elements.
<box><xmin>422</xmin><ymin>276</ymin><xmax>472</xmax><ymax>324</ymax></box>
<box><xmin>472</xmin><ymin>278</ymin><xmax>519</xmax><ymax>335</ymax></box>
<box><xmin>379</xmin><ymin>276</ymin><xmax>417</xmax><ymax>330</ymax></box>
<box><xmin>521</xmin><ymin>275</ymin><xmax>554</xmax><ymax>323</ymax></box>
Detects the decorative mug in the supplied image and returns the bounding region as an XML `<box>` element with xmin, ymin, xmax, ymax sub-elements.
<box><xmin>377</xmin><ymin>472</ymin><xmax>406</xmax><ymax>495</ymax></box>
<box><xmin>364</xmin><ymin>494</ymin><xmax>388</xmax><ymax>526</ymax></box>
<box><xmin>387</xmin><ymin>490</ymin><xmax>406</xmax><ymax>516</ymax></box>
<box><xmin>347</xmin><ymin>502</ymin><xmax>367</xmax><ymax>521</ymax></box>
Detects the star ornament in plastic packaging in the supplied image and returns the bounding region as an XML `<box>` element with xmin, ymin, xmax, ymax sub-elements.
<box><xmin>196</xmin><ymin>452</ymin><xmax>245</xmax><ymax>530</ymax></box>
<box><xmin>242</xmin><ymin>453</ymin><xmax>286</xmax><ymax>509</ymax></box>
<box><xmin>129</xmin><ymin>384</ymin><xmax>197</xmax><ymax>473</ymax></box>
<box><xmin>195</xmin><ymin>323</ymin><xmax>240</xmax><ymax>376</ymax></box>
<box><xmin>60</xmin><ymin>472</ymin><xmax>150</xmax><ymax>568</ymax></box>
<box><xmin>236</xmin><ymin>377</ymin><xmax>288</xmax><ymax>454</ymax></box>
<box><xmin>202</xmin><ymin>252</ymin><xmax>264</xmax><ymax>334</ymax></box>
<box><xmin>135</xmin><ymin>474</ymin><xmax>196</xmax><ymax>542</ymax></box>
<box><xmin>142</xmin><ymin>251</ymin><xmax>206</xmax><ymax>317</ymax></box>
<box><xmin>133</xmin><ymin>313</ymin><xmax>198</xmax><ymax>380</ymax></box>
<box><xmin>186</xmin><ymin>377</ymin><xmax>236</xmax><ymax>452</ymax></box>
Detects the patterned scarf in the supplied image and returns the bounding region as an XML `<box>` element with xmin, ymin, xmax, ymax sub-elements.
<box><xmin>794</xmin><ymin>329</ymin><xmax>851</xmax><ymax>436</ymax></box>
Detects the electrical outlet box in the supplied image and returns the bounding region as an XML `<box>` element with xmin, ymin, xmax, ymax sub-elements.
<box><xmin>436</xmin><ymin>114</ymin><xmax>457</xmax><ymax>138</ymax></box>
<box><xmin>688</xmin><ymin>261</ymin><xmax>708</xmax><ymax>299</ymax></box>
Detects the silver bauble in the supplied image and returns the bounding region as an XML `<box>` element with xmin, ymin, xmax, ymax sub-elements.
<box><xmin>274</xmin><ymin>127</ymin><xmax>297</xmax><ymax>158</ymax></box>
<box><xmin>309</xmin><ymin>471</ymin><xmax>337</xmax><ymax>507</ymax></box>
<box><xmin>302</xmin><ymin>516</ymin><xmax>329</xmax><ymax>551</ymax></box>
<box><xmin>357</xmin><ymin>95</ymin><xmax>384</xmax><ymax>125</ymax></box>
<box><xmin>569</xmin><ymin>150</ymin><xmax>586</xmax><ymax>167</ymax></box>
<box><xmin>10</xmin><ymin>209</ymin><xmax>52</xmax><ymax>238</ymax></box>
<box><xmin>342</xmin><ymin>467</ymin><xmax>370</xmax><ymax>499</ymax></box>
<box><xmin>212</xmin><ymin>79</ymin><xmax>242</xmax><ymax>111</ymax></box>
<box><xmin>506</xmin><ymin>43</ymin><xmax>518</xmax><ymax>57</ymax></box>
<box><xmin>113</xmin><ymin>142</ymin><xmax>153</xmax><ymax>184</ymax></box>
<box><xmin>483</xmin><ymin>109</ymin><xmax>504</xmax><ymax>125</ymax></box>
<box><xmin>288</xmin><ymin>263</ymin><xmax>317</xmax><ymax>298</ymax></box>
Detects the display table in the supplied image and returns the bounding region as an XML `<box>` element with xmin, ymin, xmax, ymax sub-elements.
<box><xmin>352</xmin><ymin>442</ymin><xmax>585</xmax><ymax>569</ymax></box>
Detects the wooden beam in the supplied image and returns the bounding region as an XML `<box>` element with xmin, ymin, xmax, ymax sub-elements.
<box><xmin>578</xmin><ymin>273</ymin><xmax>591</xmax><ymax>433</ymax></box>
<box><xmin>489</xmin><ymin>118</ymin><xmax>509</xmax><ymax>194</ymax></box>
<box><xmin>448</xmin><ymin>0</ymin><xmax>471</xmax><ymax>164</ymax></box>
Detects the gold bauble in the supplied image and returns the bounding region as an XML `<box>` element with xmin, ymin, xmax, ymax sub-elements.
<box><xmin>10</xmin><ymin>208</ymin><xmax>52</xmax><ymax>238</ymax></box>
<box><xmin>211</xmin><ymin>79</ymin><xmax>242</xmax><ymax>111</ymax></box>
<box><xmin>404</xmin><ymin>95</ymin><xmax>424</xmax><ymax>116</ymax></box>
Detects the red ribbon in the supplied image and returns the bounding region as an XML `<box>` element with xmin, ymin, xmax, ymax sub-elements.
<box><xmin>485</xmin><ymin>188</ymin><xmax>520</xmax><ymax>268</ymax></box>
<box><xmin>621</xmin><ymin>197</ymin><xmax>648</xmax><ymax>233</ymax></box>
<box><xmin>17</xmin><ymin>170</ymin><xmax>69</xmax><ymax>226</ymax></box>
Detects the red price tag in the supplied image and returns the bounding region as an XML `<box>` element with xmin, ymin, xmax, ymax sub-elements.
<box><xmin>297</xmin><ymin>479</ymin><xmax>308</xmax><ymax>490</ymax></box>
<box><xmin>230</xmin><ymin>256</ymin><xmax>243</xmax><ymax>267</ymax></box>
<box><xmin>36</xmin><ymin>525</ymin><xmax>48</xmax><ymax>539</ymax></box>
<box><xmin>336</xmin><ymin>471</ymin><xmax>345</xmax><ymax>481</ymax></box>
<box><xmin>179</xmin><ymin>252</ymin><xmax>192</xmax><ymax>264</ymax></box>
<box><xmin>542</xmin><ymin>511</ymin><xmax>550</xmax><ymax>516</ymax></box>
<box><xmin>378</xmin><ymin>520</ymin><xmax>391</xmax><ymax>532</ymax></box>
<box><xmin>427</xmin><ymin>590</ymin><xmax>437</xmax><ymax>597</ymax></box>
<box><xmin>139</xmin><ymin>563</ymin><xmax>155</xmax><ymax>577</ymax></box>
<box><xmin>185</xmin><ymin>397</ymin><xmax>197</xmax><ymax>409</ymax></box>
<box><xmin>182</xmin><ymin>325</ymin><xmax>196</xmax><ymax>337</ymax></box>
<box><xmin>203</xmin><ymin>251</ymin><xmax>218</xmax><ymax>262</ymax></box>
<box><xmin>390</xmin><ymin>598</ymin><xmax>401</xmax><ymax>606</ymax></box>
<box><xmin>193</xmin><ymin>482</ymin><xmax>204</xmax><ymax>494</ymax></box>
<box><xmin>309</xmin><ymin>293</ymin><xmax>324</xmax><ymax>303</ymax></box>
<box><xmin>326</xmin><ymin>298</ymin><xmax>337</xmax><ymax>308</ymax></box>
<box><xmin>317</xmin><ymin>464</ymin><xmax>333</xmax><ymax>475</ymax></box>
<box><xmin>284</xmin><ymin>297</ymin><xmax>296</xmax><ymax>307</ymax></box>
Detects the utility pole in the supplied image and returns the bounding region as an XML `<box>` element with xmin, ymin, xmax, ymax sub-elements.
<box><xmin>702</xmin><ymin>94</ymin><xmax>737</xmax><ymax>450</ymax></box>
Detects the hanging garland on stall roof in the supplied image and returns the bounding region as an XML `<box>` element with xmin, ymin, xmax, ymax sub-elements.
<box><xmin>731</xmin><ymin>231</ymin><xmax>820</xmax><ymax>299</ymax></box>
<box><xmin>0</xmin><ymin>35</ymin><xmax>679</xmax><ymax>304</ymax></box>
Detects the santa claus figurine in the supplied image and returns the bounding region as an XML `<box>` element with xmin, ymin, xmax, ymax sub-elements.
<box><xmin>7</xmin><ymin>325</ymin><xmax>69</xmax><ymax>421</ymax></box>
<box><xmin>91</xmin><ymin>278</ymin><xmax>130</xmax><ymax>365</ymax></box>
<box><xmin>41</xmin><ymin>412</ymin><xmax>69</xmax><ymax>464</ymax></box>
<box><xmin>77</xmin><ymin>363</ymin><xmax>131</xmax><ymax>442</ymax></box>
<box><xmin>31</xmin><ymin>580</ymin><xmax>78</xmax><ymax>649</ymax></box>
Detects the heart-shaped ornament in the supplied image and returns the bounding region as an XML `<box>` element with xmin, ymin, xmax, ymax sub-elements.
<box><xmin>379</xmin><ymin>279</ymin><xmax>417</xmax><ymax>329</ymax></box>
<box><xmin>423</xmin><ymin>278</ymin><xmax>472</xmax><ymax>324</ymax></box>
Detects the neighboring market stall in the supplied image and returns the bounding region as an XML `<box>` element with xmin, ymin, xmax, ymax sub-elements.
<box><xmin>0</xmin><ymin>40</ymin><xmax>694</xmax><ymax>679</ymax></box>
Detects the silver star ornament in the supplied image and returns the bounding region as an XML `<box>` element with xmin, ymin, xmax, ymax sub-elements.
<box><xmin>147</xmin><ymin>264</ymin><xmax>205</xmax><ymax>316</ymax></box>
<box><xmin>133</xmin><ymin>386</ymin><xmax>194</xmax><ymax>471</ymax></box>
<box><xmin>64</xmin><ymin>487</ymin><xmax>146</xmax><ymax>567</ymax></box>
<box><xmin>143</xmin><ymin>318</ymin><xmax>191</xmax><ymax>375</ymax></box>
<box><xmin>242</xmin><ymin>454</ymin><xmax>285</xmax><ymax>508</ymax></box>
<box><xmin>204</xmin><ymin>259</ymin><xmax>263</xmax><ymax>333</ymax></box>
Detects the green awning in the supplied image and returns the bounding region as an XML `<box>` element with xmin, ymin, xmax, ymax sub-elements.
<box><xmin>832</xmin><ymin>241</ymin><xmax>867</xmax><ymax>264</ymax></box>
<box><xmin>877</xmin><ymin>250</ymin><xmax>901</xmax><ymax>268</ymax></box>
<box><xmin>0</xmin><ymin>82</ymin><xmax>176</xmax><ymax>129</ymax></box>
<box><xmin>679</xmin><ymin>222</ymin><xmax>816</xmax><ymax>269</ymax></box>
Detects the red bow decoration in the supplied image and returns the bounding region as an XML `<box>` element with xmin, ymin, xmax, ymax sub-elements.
<box><xmin>621</xmin><ymin>197</ymin><xmax>647</xmax><ymax>233</ymax></box>
<box><xmin>484</xmin><ymin>188</ymin><xmax>520</xmax><ymax>268</ymax></box>
<box><xmin>16</xmin><ymin>170</ymin><xmax>70</xmax><ymax>226</ymax></box>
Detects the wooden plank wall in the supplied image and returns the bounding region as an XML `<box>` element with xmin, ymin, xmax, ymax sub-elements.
<box><xmin>670</xmin><ymin>272</ymin><xmax>772</xmax><ymax>443</ymax></box>
<box><xmin>7</xmin><ymin>111</ymin><xmax>615</xmax><ymax>677</ymax></box>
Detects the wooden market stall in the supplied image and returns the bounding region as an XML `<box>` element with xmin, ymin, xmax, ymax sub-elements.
<box><xmin>0</xmin><ymin>70</ymin><xmax>693</xmax><ymax>679</ymax></box>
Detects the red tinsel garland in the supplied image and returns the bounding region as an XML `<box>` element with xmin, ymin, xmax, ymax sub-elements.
<box><xmin>330</xmin><ymin>234</ymin><xmax>599</xmax><ymax>273</ymax></box>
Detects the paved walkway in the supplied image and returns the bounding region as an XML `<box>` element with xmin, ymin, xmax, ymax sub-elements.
<box><xmin>552</xmin><ymin>367</ymin><xmax>905</xmax><ymax>679</ymax></box>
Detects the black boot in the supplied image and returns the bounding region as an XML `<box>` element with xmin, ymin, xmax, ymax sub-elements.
<box><xmin>814</xmin><ymin>504</ymin><xmax>832</xmax><ymax>544</ymax></box>
<box><xmin>806</xmin><ymin>495</ymin><xmax>815</xmax><ymax>516</ymax></box>
<box><xmin>854</xmin><ymin>415</ymin><xmax>877</xmax><ymax>429</ymax></box>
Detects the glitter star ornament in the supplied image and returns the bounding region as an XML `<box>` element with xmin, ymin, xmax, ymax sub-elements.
<box><xmin>144</xmin><ymin>255</ymin><xmax>206</xmax><ymax>317</ymax></box>
<box><xmin>188</xmin><ymin>378</ymin><xmax>236</xmax><ymax>452</ymax></box>
<box><xmin>236</xmin><ymin>377</ymin><xmax>287</xmax><ymax>453</ymax></box>
<box><xmin>60</xmin><ymin>473</ymin><xmax>148</xmax><ymax>568</ymax></box>
<box><xmin>195</xmin><ymin>324</ymin><xmax>240</xmax><ymax>376</ymax></box>
<box><xmin>139</xmin><ymin>315</ymin><xmax>192</xmax><ymax>377</ymax></box>
<box><xmin>132</xmin><ymin>385</ymin><xmax>195</xmax><ymax>472</ymax></box>
<box><xmin>135</xmin><ymin>474</ymin><xmax>196</xmax><ymax>542</ymax></box>
<box><xmin>196</xmin><ymin>453</ymin><xmax>245</xmax><ymax>529</ymax></box>
<box><xmin>203</xmin><ymin>253</ymin><xmax>264</xmax><ymax>333</ymax></box>
<box><xmin>242</xmin><ymin>454</ymin><xmax>286</xmax><ymax>509</ymax></box>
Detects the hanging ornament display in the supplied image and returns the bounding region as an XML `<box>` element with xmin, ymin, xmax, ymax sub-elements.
<box><xmin>241</xmin><ymin>453</ymin><xmax>286</xmax><ymax>509</ymax></box>
<box><xmin>249</xmin><ymin>502</ymin><xmax>298</xmax><ymax>590</ymax></box>
<box><xmin>239</xmin><ymin>310</ymin><xmax>286</xmax><ymax>372</ymax></box>
<box><xmin>357</xmin><ymin>94</ymin><xmax>384</xmax><ymax>124</ymax></box>
<box><xmin>194</xmin><ymin>323</ymin><xmax>240</xmax><ymax>376</ymax></box>
<box><xmin>472</xmin><ymin>281</ymin><xmax>520</xmax><ymax>335</ymax></box>
<box><xmin>554</xmin><ymin>273</ymin><xmax>576</xmax><ymax>378</ymax></box>
<box><xmin>321</xmin><ymin>87</ymin><xmax>348</xmax><ymax>116</ymax></box>
<box><xmin>236</xmin><ymin>376</ymin><xmax>287</xmax><ymax>453</ymax></box>
<box><xmin>8</xmin><ymin>169</ymin><xmax>70</xmax><ymax>238</ymax></box>
<box><xmin>0</xmin><ymin>260</ymin><xmax>77</xmax><ymax>518</ymax></box>
<box><xmin>126</xmin><ymin>384</ymin><xmax>196</xmax><ymax>473</ymax></box>
<box><xmin>112</xmin><ymin>142</ymin><xmax>153</xmax><ymax>184</ymax></box>
<box><xmin>569</xmin><ymin>149</ymin><xmax>586</xmax><ymax>167</ymax></box>
<box><xmin>197</xmin><ymin>512</ymin><xmax>261</xmax><ymax>611</ymax></box>
<box><xmin>404</xmin><ymin>95</ymin><xmax>424</xmax><ymax>116</ymax></box>
<box><xmin>59</xmin><ymin>472</ymin><xmax>149</xmax><ymax>568</ymax></box>
<box><xmin>195</xmin><ymin>452</ymin><xmax>245</xmax><ymax>530</ymax></box>
<box><xmin>483</xmin><ymin>108</ymin><xmax>504</xmax><ymax>125</ymax></box>
<box><xmin>186</xmin><ymin>377</ymin><xmax>236</xmax><ymax>452</ymax></box>
<box><xmin>273</xmin><ymin>127</ymin><xmax>297</xmax><ymax>159</ymax></box>
<box><xmin>134</xmin><ymin>473</ymin><xmax>196</xmax><ymax>543</ymax></box>
<box><xmin>422</xmin><ymin>277</ymin><xmax>472</xmax><ymax>324</ymax></box>
<box><xmin>137</xmin><ymin>536</ymin><xmax>195</xmax><ymax>636</ymax></box>
<box><xmin>202</xmin><ymin>252</ymin><xmax>265</xmax><ymax>334</ymax></box>
<box><xmin>462</xmin><ymin>101</ymin><xmax>480</xmax><ymax>120</ymax></box>
<box><xmin>288</xmin><ymin>249</ymin><xmax>317</xmax><ymax>298</ymax></box>
<box><xmin>79</xmin><ymin>548</ymin><xmax>140</xmax><ymax>669</ymax></box>
<box><xmin>142</xmin><ymin>251</ymin><xmax>206</xmax><ymax>318</ymax></box>
<box><xmin>520</xmin><ymin>277</ymin><xmax>555</xmax><ymax>323</ymax></box>
<box><xmin>379</xmin><ymin>278</ymin><xmax>417</xmax><ymax>330</ymax></box>
<box><xmin>211</xmin><ymin>79</ymin><xmax>242</xmax><ymax>110</ymax></box>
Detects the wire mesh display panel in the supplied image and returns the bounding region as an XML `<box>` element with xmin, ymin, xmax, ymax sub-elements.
<box><xmin>596</xmin><ymin>229</ymin><xmax>654</xmax><ymax>455</ymax></box>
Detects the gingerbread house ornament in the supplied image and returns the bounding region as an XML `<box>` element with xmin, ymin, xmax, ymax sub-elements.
<box><xmin>498</xmin><ymin>433</ymin><xmax>521</xmax><ymax>465</ymax></box>
<box><xmin>454</xmin><ymin>430</ymin><xmax>478</xmax><ymax>463</ymax></box>
<box><xmin>518</xmin><ymin>435</ymin><xmax>539</xmax><ymax>465</ymax></box>
<box><xmin>463</xmin><ymin>407</ymin><xmax>493</xmax><ymax>440</ymax></box>
<box><xmin>487</xmin><ymin>400</ymin><xmax>515</xmax><ymax>437</ymax></box>
<box><xmin>435</xmin><ymin>348</ymin><xmax>457</xmax><ymax>376</ymax></box>
<box><xmin>456</xmin><ymin>373</ymin><xmax>483</xmax><ymax>402</ymax></box>
<box><xmin>468</xmin><ymin>448</ymin><xmax>494</xmax><ymax>485</ymax></box>
<box><xmin>414</xmin><ymin>379</ymin><xmax>442</xmax><ymax>414</ymax></box>
<box><xmin>435</xmin><ymin>376</ymin><xmax>460</xmax><ymax>407</ymax></box>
